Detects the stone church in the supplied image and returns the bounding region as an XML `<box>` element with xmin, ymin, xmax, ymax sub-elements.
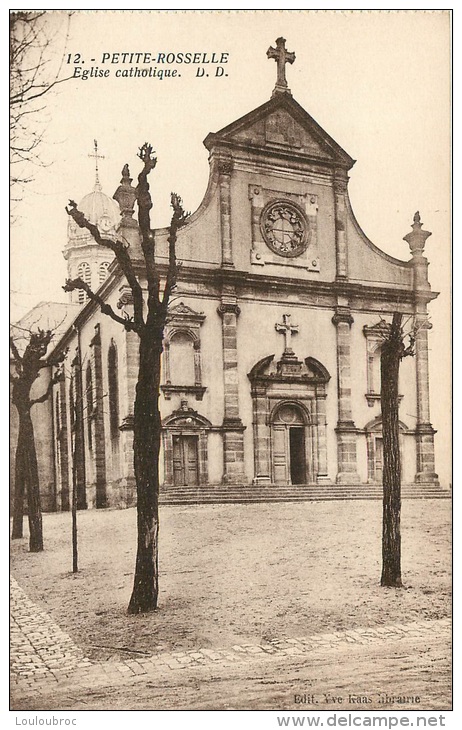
<box><xmin>14</xmin><ymin>38</ymin><xmax>442</xmax><ymax>511</ymax></box>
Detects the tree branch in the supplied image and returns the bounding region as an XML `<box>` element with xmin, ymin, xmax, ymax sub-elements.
<box><xmin>136</xmin><ymin>143</ymin><xmax>158</xmax><ymax>299</ymax></box>
<box><xmin>10</xmin><ymin>336</ymin><xmax>22</xmax><ymax>364</ymax></box>
<box><xmin>63</xmin><ymin>277</ymin><xmax>139</xmax><ymax>332</ymax></box>
<box><xmin>30</xmin><ymin>368</ymin><xmax>64</xmax><ymax>406</ymax></box>
<box><xmin>65</xmin><ymin>201</ymin><xmax>144</xmax><ymax>331</ymax></box>
<box><xmin>162</xmin><ymin>193</ymin><xmax>188</xmax><ymax>312</ymax></box>
<box><xmin>10</xmin><ymin>74</ymin><xmax>74</xmax><ymax>106</ymax></box>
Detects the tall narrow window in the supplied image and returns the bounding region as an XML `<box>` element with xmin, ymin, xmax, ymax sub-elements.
<box><xmin>77</xmin><ymin>262</ymin><xmax>91</xmax><ymax>305</ymax></box>
<box><xmin>98</xmin><ymin>261</ymin><xmax>110</xmax><ymax>286</ymax></box>
<box><xmin>161</xmin><ymin>302</ymin><xmax>206</xmax><ymax>401</ymax></box>
<box><xmin>69</xmin><ymin>375</ymin><xmax>75</xmax><ymax>429</ymax></box>
<box><xmin>108</xmin><ymin>341</ymin><xmax>119</xmax><ymax>441</ymax></box>
<box><xmin>169</xmin><ymin>331</ymin><xmax>196</xmax><ymax>386</ymax></box>
<box><xmin>86</xmin><ymin>362</ymin><xmax>93</xmax><ymax>451</ymax></box>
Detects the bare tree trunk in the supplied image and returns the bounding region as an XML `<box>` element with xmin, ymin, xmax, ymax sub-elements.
<box><xmin>22</xmin><ymin>410</ymin><xmax>43</xmax><ymax>552</ymax></box>
<box><xmin>10</xmin><ymin>329</ymin><xmax>65</xmax><ymax>551</ymax></box>
<box><xmin>12</xmin><ymin>407</ymin><xmax>43</xmax><ymax>551</ymax></box>
<box><xmin>380</xmin><ymin>313</ymin><xmax>403</xmax><ymax>588</ymax></box>
<box><xmin>128</xmin><ymin>329</ymin><xmax>162</xmax><ymax>613</ymax></box>
<box><xmin>12</xmin><ymin>419</ymin><xmax>26</xmax><ymax>539</ymax></box>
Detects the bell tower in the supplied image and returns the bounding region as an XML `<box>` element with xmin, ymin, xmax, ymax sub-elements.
<box><xmin>63</xmin><ymin>141</ymin><xmax>121</xmax><ymax>305</ymax></box>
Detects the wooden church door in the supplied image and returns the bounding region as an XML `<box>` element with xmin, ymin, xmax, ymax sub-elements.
<box><xmin>173</xmin><ymin>435</ymin><xmax>199</xmax><ymax>486</ymax></box>
<box><xmin>272</xmin><ymin>404</ymin><xmax>307</xmax><ymax>485</ymax></box>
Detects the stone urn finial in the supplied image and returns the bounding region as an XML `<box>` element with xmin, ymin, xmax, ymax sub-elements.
<box><xmin>403</xmin><ymin>211</ymin><xmax>432</xmax><ymax>258</ymax></box>
<box><xmin>113</xmin><ymin>164</ymin><xmax>136</xmax><ymax>221</ymax></box>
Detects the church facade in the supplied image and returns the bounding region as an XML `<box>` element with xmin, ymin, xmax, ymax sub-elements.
<box><xmin>24</xmin><ymin>39</ymin><xmax>441</xmax><ymax>511</ymax></box>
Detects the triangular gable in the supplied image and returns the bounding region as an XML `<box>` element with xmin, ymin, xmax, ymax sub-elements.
<box><xmin>204</xmin><ymin>94</ymin><xmax>355</xmax><ymax>169</ymax></box>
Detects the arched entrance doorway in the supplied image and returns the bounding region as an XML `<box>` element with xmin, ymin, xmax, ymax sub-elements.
<box><xmin>248</xmin><ymin>354</ymin><xmax>331</xmax><ymax>486</ymax></box>
<box><xmin>162</xmin><ymin>402</ymin><xmax>211</xmax><ymax>487</ymax></box>
<box><xmin>271</xmin><ymin>402</ymin><xmax>310</xmax><ymax>485</ymax></box>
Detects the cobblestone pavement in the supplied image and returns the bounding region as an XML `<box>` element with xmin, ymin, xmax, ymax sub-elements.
<box><xmin>10</xmin><ymin>576</ymin><xmax>451</xmax><ymax>709</ymax></box>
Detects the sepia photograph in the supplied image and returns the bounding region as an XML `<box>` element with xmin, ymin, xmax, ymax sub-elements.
<box><xmin>10</xmin><ymin>9</ymin><xmax>451</xmax><ymax>717</ymax></box>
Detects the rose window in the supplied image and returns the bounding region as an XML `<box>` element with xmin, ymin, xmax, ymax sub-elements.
<box><xmin>260</xmin><ymin>201</ymin><xmax>308</xmax><ymax>258</ymax></box>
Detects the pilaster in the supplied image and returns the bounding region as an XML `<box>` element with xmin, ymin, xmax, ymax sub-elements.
<box><xmin>414</xmin><ymin>312</ymin><xmax>439</xmax><ymax>484</ymax></box>
<box><xmin>218</xmin><ymin>287</ymin><xmax>245</xmax><ymax>483</ymax></box>
<box><xmin>218</xmin><ymin>157</ymin><xmax>234</xmax><ymax>269</ymax></box>
<box><xmin>315</xmin><ymin>393</ymin><xmax>330</xmax><ymax>483</ymax></box>
<box><xmin>252</xmin><ymin>385</ymin><xmax>271</xmax><ymax>484</ymax></box>
<box><xmin>333</xmin><ymin>172</ymin><xmax>349</xmax><ymax>281</ymax></box>
<box><xmin>332</xmin><ymin>306</ymin><xmax>360</xmax><ymax>483</ymax></box>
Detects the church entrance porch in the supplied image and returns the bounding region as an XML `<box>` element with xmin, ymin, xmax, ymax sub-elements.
<box><xmin>248</xmin><ymin>350</ymin><xmax>331</xmax><ymax>486</ymax></box>
<box><xmin>162</xmin><ymin>402</ymin><xmax>211</xmax><ymax>488</ymax></box>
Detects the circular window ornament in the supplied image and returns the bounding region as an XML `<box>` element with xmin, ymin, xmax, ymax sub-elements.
<box><xmin>260</xmin><ymin>200</ymin><xmax>308</xmax><ymax>258</ymax></box>
<box><xmin>275</xmin><ymin>404</ymin><xmax>304</xmax><ymax>425</ymax></box>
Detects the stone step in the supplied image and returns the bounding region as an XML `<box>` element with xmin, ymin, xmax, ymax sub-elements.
<box><xmin>159</xmin><ymin>484</ymin><xmax>450</xmax><ymax>505</ymax></box>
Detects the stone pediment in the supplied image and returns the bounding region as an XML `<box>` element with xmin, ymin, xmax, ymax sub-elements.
<box><xmin>248</xmin><ymin>354</ymin><xmax>330</xmax><ymax>383</ymax></box>
<box><xmin>232</xmin><ymin>109</ymin><xmax>328</xmax><ymax>157</ymax></box>
<box><xmin>204</xmin><ymin>94</ymin><xmax>355</xmax><ymax>169</ymax></box>
<box><xmin>166</xmin><ymin>302</ymin><xmax>205</xmax><ymax>324</ymax></box>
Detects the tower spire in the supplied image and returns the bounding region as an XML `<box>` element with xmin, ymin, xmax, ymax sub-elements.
<box><xmin>88</xmin><ymin>139</ymin><xmax>105</xmax><ymax>191</ymax></box>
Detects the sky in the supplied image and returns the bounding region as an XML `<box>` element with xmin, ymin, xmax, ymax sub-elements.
<box><xmin>10</xmin><ymin>9</ymin><xmax>451</xmax><ymax>483</ymax></box>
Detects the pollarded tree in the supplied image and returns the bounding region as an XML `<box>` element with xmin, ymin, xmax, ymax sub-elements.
<box><xmin>64</xmin><ymin>144</ymin><xmax>188</xmax><ymax>613</ymax></box>
<box><xmin>10</xmin><ymin>328</ymin><xmax>66</xmax><ymax>551</ymax></box>
<box><xmin>380</xmin><ymin>312</ymin><xmax>415</xmax><ymax>588</ymax></box>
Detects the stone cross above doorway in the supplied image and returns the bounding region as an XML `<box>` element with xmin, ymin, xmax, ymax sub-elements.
<box><xmin>275</xmin><ymin>314</ymin><xmax>299</xmax><ymax>356</ymax></box>
<box><xmin>267</xmin><ymin>37</ymin><xmax>295</xmax><ymax>96</ymax></box>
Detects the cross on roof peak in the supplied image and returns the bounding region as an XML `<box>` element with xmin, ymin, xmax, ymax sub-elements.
<box><xmin>88</xmin><ymin>139</ymin><xmax>105</xmax><ymax>191</ymax></box>
<box><xmin>267</xmin><ymin>37</ymin><xmax>295</xmax><ymax>97</ymax></box>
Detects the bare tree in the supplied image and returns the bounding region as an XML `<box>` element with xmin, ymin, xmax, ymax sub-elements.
<box><xmin>10</xmin><ymin>11</ymin><xmax>72</xmax><ymax>200</ymax></box>
<box><xmin>64</xmin><ymin>144</ymin><xmax>188</xmax><ymax>613</ymax></box>
<box><xmin>380</xmin><ymin>312</ymin><xmax>415</xmax><ymax>588</ymax></box>
<box><xmin>10</xmin><ymin>328</ymin><xmax>66</xmax><ymax>551</ymax></box>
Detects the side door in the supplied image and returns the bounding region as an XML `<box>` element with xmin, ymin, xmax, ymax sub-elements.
<box><xmin>272</xmin><ymin>424</ymin><xmax>289</xmax><ymax>484</ymax></box>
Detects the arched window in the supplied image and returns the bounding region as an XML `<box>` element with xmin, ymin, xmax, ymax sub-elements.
<box><xmin>98</xmin><ymin>261</ymin><xmax>110</xmax><ymax>286</ymax></box>
<box><xmin>85</xmin><ymin>362</ymin><xmax>93</xmax><ymax>450</ymax></box>
<box><xmin>161</xmin><ymin>303</ymin><xmax>206</xmax><ymax>401</ymax></box>
<box><xmin>169</xmin><ymin>331</ymin><xmax>196</xmax><ymax>386</ymax></box>
<box><xmin>69</xmin><ymin>375</ymin><xmax>75</xmax><ymax>429</ymax></box>
<box><xmin>107</xmin><ymin>341</ymin><xmax>119</xmax><ymax>441</ymax></box>
<box><xmin>77</xmin><ymin>262</ymin><xmax>91</xmax><ymax>305</ymax></box>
